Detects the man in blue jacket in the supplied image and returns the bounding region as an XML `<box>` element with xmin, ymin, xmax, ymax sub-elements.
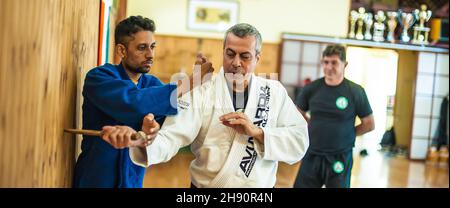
<box><xmin>73</xmin><ymin>15</ymin><xmax>212</xmax><ymax>188</ymax></box>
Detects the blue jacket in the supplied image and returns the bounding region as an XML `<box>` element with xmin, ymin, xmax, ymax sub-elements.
<box><xmin>73</xmin><ymin>63</ymin><xmax>177</xmax><ymax>188</ymax></box>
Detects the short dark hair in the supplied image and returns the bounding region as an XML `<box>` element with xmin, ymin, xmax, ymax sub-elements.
<box><xmin>322</xmin><ymin>44</ymin><xmax>346</xmax><ymax>62</ymax></box>
<box><xmin>115</xmin><ymin>15</ymin><xmax>155</xmax><ymax>46</ymax></box>
<box><xmin>224</xmin><ymin>23</ymin><xmax>262</xmax><ymax>55</ymax></box>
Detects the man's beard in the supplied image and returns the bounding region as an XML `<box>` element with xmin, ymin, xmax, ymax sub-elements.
<box><xmin>124</xmin><ymin>62</ymin><xmax>151</xmax><ymax>74</ymax></box>
<box><xmin>130</xmin><ymin>66</ymin><xmax>150</xmax><ymax>73</ymax></box>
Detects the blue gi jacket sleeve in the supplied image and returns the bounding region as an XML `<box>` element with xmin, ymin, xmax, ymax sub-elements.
<box><xmin>83</xmin><ymin>67</ymin><xmax>177</xmax><ymax>125</ymax></box>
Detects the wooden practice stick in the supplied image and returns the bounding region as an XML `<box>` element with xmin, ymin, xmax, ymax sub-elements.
<box><xmin>64</xmin><ymin>129</ymin><xmax>146</xmax><ymax>141</ymax></box>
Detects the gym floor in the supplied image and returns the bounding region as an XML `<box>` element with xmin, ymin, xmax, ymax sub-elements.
<box><xmin>143</xmin><ymin>150</ymin><xmax>449</xmax><ymax>188</ymax></box>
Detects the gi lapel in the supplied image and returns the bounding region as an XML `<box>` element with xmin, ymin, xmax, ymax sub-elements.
<box><xmin>215</xmin><ymin>68</ymin><xmax>235</xmax><ymax>118</ymax></box>
<box><xmin>238</xmin><ymin>74</ymin><xmax>261</xmax><ymax>178</ymax></box>
<box><xmin>207</xmin><ymin>72</ymin><xmax>263</xmax><ymax>187</ymax></box>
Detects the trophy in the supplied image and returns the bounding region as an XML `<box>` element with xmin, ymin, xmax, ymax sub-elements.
<box><xmin>348</xmin><ymin>10</ymin><xmax>359</xmax><ymax>39</ymax></box>
<box><xmin>412</xmin><ymin>4</ymin><xmax>432</xmax><ymax>45</ymax></box>
<box><xmin>356</xmin><ymin>7</ymin><xmax>366</xmax><ymax>40</ymax></box>
<box><xmin>373</xmin><ymin>11</ymin><xmax>386</xmax><ymax>42</ymax></box>
<box><xmin>364</xmin><ymin>13</ymin><xmax>374</xmax><ymax>40</ymax></box>
<box><xmin>399</xmin><ymin>11</ymin><xmax>415</xmax><ymax>43</ymax></box>
<box><xmin>386</xmin><ymin>12</ymin><xmax>398</xmax><ymax>43</ymax></box>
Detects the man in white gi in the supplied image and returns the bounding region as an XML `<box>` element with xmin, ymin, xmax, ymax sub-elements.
<box><xmin>102</xmin><ymin>23</ymin><xmax>309</xmax><ymax>188</ymax></box>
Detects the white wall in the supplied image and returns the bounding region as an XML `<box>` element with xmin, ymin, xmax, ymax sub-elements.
<box><xmin>127</xmin><ymin>0</ymin><xmax>350</xmax><ymax>43</ymax></box>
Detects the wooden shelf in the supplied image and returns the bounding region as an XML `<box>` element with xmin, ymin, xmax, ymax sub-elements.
<box><xmin>283</xmin><ymin>33</ymin><xmax>449</xmax><ymax>53</ymax></box>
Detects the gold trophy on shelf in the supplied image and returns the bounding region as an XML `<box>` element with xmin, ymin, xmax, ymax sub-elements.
<box><xmin>348</xmin><ymin>10</ymin><xmax>359</xmax><ymax>39</ymax></box>
<box><xmin>373</xmin><ymin>11</ymin><xmax>386</xmax><ymax>42</ymax></box>
<box><xmin>355</xmin><ymin>7</ymin><xmax>367</xmax><ymax>40</ymax></box>
<box><xmin>364</xmin><ymin>13</ymin><xmax>374</xmax><ymax>40</ymax></box>
<box><xmin>399</xmin><ymin>11</ymin><xmax>415</xmax><ymax>43</ymax></box>
<box><xmin>386</xmin><ymin>12</ymin><xmax>398</xmax><ymax>43</ymax></box>
<box><xmin>412</xmin><ymin>4</ymin><xmax>432</xmax><ymax>45</ymax></box>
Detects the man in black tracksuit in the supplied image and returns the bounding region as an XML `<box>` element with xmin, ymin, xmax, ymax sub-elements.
<box><xmin>294</xmin><ymin>44</ymin><xmax>375</xmax><ymax>188</ymax></box>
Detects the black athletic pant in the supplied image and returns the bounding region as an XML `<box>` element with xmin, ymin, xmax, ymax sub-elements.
<box><xmin>294</xmin><ymin>150</ymin><xmax>353</xmax><ymax>188</ymax></box>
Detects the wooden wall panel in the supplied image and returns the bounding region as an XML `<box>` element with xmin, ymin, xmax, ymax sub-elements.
<box><xmin>0</xmin><ymin>0</ymin><xmax>99</xmax><ymax>187</ymax></box>
<box><xmin>394</xmin><ymin>50</ymin><xmax>418</xmax><ymax>149</ymax></box>
<box><xmin>150</xmin><ymin>35</ymin><xmax>280</xmax><ymax>83</ymax></box>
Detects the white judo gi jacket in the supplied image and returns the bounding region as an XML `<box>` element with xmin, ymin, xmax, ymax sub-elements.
<box><xmin>130</xmin><ymin>69</ymin><xmax>309</xmax><ymax>188</ymax></box>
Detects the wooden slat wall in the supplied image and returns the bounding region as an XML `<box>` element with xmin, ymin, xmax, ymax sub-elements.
<box><xmin>0</xmin><ymin>0</ymin><xmax>99</xmax><ymax>187</ymax></box>
<box><xmin>149</xmin><ymin>35</ymin><xmax>280</xmax><ymax>83</ymax></box>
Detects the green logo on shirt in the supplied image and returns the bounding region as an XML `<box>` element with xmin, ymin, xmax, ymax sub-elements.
<box><xmin>336</xmin><ymin>96</ymin><xmax>348</xmax><ymax>110</ymax></box>
<box><xmin>333</xmin><ymin>161</ymin><xmax>345</xmax><ymax>174</ymax></box>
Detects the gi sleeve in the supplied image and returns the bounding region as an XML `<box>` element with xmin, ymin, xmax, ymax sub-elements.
<box><xmin>255</xmin><ymin>82</ymin><xmax>309</xmax><ymax>165</ymax></box>
<box><xmin>83</xmin><ymin>68</ymin><xmax>178</xmax><ymax>125</ymax></box>
<box><xmin>129</xmin><ymin>87</ymin><xmax>205</xmax><ymax>167</ymax></box>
